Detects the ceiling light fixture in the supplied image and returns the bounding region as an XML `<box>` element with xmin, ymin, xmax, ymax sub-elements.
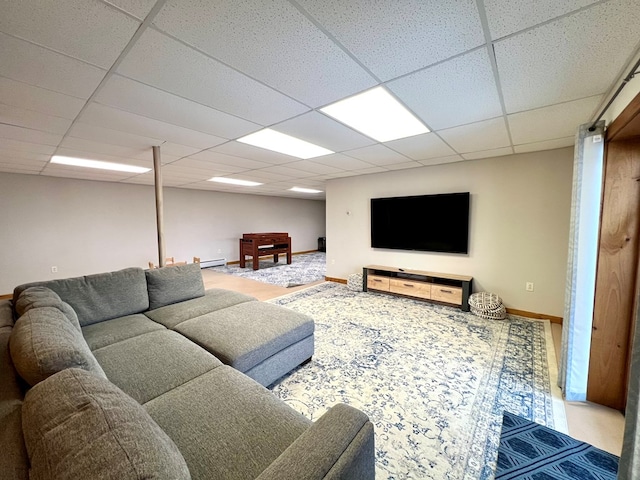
<box><xmin>289</xmin><ymin>187</ymin><xmax>323</xmax><ymax>194</ymax></box>
<box><xmin>320</xmin><ymin>86</ymin><xmax>429</xmax><ymax>142</ymax></box>
<box><xmin>208</xmin><ymin>177</ymin><xmax>263</xmax><ymax>187</ymax></box>
<box><xmin>237</xmin><ymin>128</ymin><xmax>334</xmax><ymax>159</ymax></box>
<box><xmin>50</xmin><ymin>155</ymin><xmax>150</xmax><ymax>173</ymax></box>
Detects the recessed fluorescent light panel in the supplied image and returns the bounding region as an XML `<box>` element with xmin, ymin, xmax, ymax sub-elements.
<box><xmin>289</xmin><ymin>187</ymin><xmax>323</xmax><ymax>194</ymax></box>
<box><xmin>237</xmin><ymin>128</ymin><xmax>334</xmax><ymax>159</ymax></box>
<box><xmin>320</xmin><ymin>86</ymin><xmax>429</xmax><ymax>142</ymax></box>
<box><xmin>208</xmin><ymin>177</ymin><xmax>262</xmax><ymax>187</ymax></box>
<box><xmin>50</xmin><ymin>155</ymin><xmax>150</xmax><ymax>173</ymax></box>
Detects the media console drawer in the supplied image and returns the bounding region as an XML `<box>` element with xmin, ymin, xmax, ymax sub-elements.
<box><xmin>390</xmin><ymin>279</ymin><xmax>431</xmax><ymax>299</ymax></box>
<box><xmin>431</xmin><ymin>284</ymin><xmax>463</xmax><ymax>305</ymax></box>
<box><xmin>367</xmin><ymin>275</ymin><xmax>390</xmax><ymax>291</ymax></box>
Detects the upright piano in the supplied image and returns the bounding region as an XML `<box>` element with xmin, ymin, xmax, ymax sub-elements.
<box><xmin>239</xmin><ymin>232</ymin><xmax>292</xmax><ymax>270</ymax></box>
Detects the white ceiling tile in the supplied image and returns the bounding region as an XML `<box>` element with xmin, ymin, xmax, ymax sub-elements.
<box><xmin>0</xmin><ymin>149</ymin><xmax>50</xmax><ymax>163</ymax></box>
<box><xmin>310</xmin><ymin>153</ymin><xmax>375</xmax><ymax>171</ymax></box>
<box><xmin>282</xmin><ymin>160</ymin><xmax>343</xmax><ymax>175</ymax></box>
<box><xmin>0</xmin><ymin>139</ymin><xmax>56</xmax><ymax>155</ymax></box>
<box><xmin>343</xmin><ymin>144</ymin><xmax>411</xmax><ymax>166</ymax></box>
<box><xmin>0</xmin><ymin>33</ymin><xmax>105</xmax><ymax>98</ymax></box>
<box><xmin>461</xmin><ymin>147</ymin><xmax>514</xmax><ymax>160</ymax></box>
<box><xmin>235</xmin><ymin>170</ymin><xmax>290</xmax><ymax>182</ymax></box>
<box><xmin>484</xmin><ymin>0</ymin><xmax>599</xmax><ymax>39</ymax></box>
<box><xmin>274</xmin><ymin>111</ymin><xmax>374</xmax><ymax>152</ymax></box>
<box><xmin>0</xmin><ymin>77</ymin><xmax>86</xmax><ymax>119</ymax></box>
<box><xmin>0</xmin><ymin>0</ymin><xmax>140</xmax><ymax>68</ymax></box>
<box><xmin>351</xmin><ymin>166</ymin><xmax>389</xmax><ymax>175</ymax></box>
<box><xmin>78</xmin><ymin>103</ymin><xmax>227</xmax><ymax>150</ymax></box>
<box><xmin>186</xmin><ymin>150</ymin><xmax>270</xmax><ymax>170</ymax></box>
<box><xmin>103</xmin><ymin>0</ymin><xmax>157</xmax><ymax>20</ymax></box>
<box><xmin>0</xmin><ymin>163</ymin><xmax>43</xmax><ymax>174</ymax></box>
<box><xmin>514</xmin><ymin>137</ymin><xmax>575</xmax><ymax>154</ymax></box>
<box><xmin>166</xmin><ymin>158</ymin><xmax>242</xmax><ymax>174</ymax></box>
<box><xmin>438</xmin><ymin>117</ymin><xmax>511</xmax><ymax>153</ymax></box>
<box><xmin>153</xmin><ymin>0</ymin><xmax>376</xmax><ymax>106</ymax></box>
<box><xmin>0</xmin><ymin>104</ymin><xmax>72</xmax><ymax>135</ymax></box>
<box><xmin>256</xmin><ymin>165</ymin><xmax>313</xmax><ymax>178</ymax></box>
<box><xmin>0</xmin><ymin>124</ymin><xmax>62</xmax><ymax>146</ymax></box>
<box><xmin>117</xmin><ymin>29</ymin><xmax>308</xmax><ymax>125</ymax></box>
<box><xmin>508</xmin><ymin>96</ymin><xmax>601</xmax><ymax>145</ymax></box>
<box><xmin>383</xmin><ymin>161</ymin><xmax>424</xmax><ymax>171</ymax></box>
<box><xmin>495</xmin><ymin>0</ymin><xmax>640</xmax><ymax>112</ymax></box>
<box><xmin>418</xmin><ymin>155</ymin><xmax>464</xmax><ymax>166</ymax></box>
<box><xmin>384</xmin><ymin>133</ymin><xmax>456</xmax><ymax>161</ymax></box>
<box><xmin>67</xmin><ymin>122</ymin><xmax>199</xmax><ymax>159</ymax></box>
<box><xmin>388</xmin><ymin>49</ymin><xmax>503</xmax><ymax>130</ymax></box>
<box><xmin>297</xmin><ymin>0</ymin><xmax>485</xmax><ymax>81</ymax></box>
<box><xmin>96</xmin><ymin>75</ymin><xmax>260</xmax><ymax>139</ymax></box>
<box><xmin>211</xmin><ymin>142</ymin><xmax>297</xmax><ymax>165</ymax></box>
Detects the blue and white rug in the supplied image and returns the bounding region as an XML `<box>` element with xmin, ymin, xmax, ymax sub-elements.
<box><xmin>496</xmin><ymin>412</ymin><xmax>618</xmax><ymax>479</ymax></box>
<box><xmin>268</xmin><ymin>282</ymin><xmax>567</xmax><ymax>480</ymax></box>
<box><xmin>210</xmin><ymin>251</ymin><xmax>326</xmax><ymax>287</ymax></box>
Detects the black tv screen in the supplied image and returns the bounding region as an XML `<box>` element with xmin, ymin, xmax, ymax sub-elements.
<box><xmin>371</xmin><ymin>192</ymin><xmax>470</xmax><ymax>254</ymax></box>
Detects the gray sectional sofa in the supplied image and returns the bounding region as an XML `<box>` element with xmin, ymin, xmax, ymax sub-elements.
<box><xmin>0</xmin><ymin>263</ymin><xmax>375</xmax><ymax>479</ymax></box>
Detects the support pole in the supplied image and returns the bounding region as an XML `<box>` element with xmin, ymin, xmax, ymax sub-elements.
<box><xmin>153</xmin><ymin>146</ymin><xmax>166</xmax><ymax>267</ymax></box>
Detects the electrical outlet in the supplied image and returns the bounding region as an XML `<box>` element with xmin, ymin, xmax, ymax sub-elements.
<box><xmin>217</xmin><ymin>248</ymin><xmax>222</xmax><ymax>254</ymax></box>
<box><xmin>51</xmin><ymin>266</ymin><xmax>58</xmax><ymax>273</ymax></box>
<box><xmin>525</xmin><ymin>282</ymin><xmax>534</xmax><ymax>292</ymax></box>
<box><xmin>331</xmin><ymin>259</ymin><xmax>335</xmax><ymax>265</ymax></box>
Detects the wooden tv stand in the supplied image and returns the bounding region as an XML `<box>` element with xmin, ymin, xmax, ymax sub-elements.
<box><xmin>363</xmin><ymin>265</ymin><xmax>473</xmax><ymax>311</ymax></box>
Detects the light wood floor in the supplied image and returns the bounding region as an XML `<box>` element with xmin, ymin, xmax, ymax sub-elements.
<box><xmin>202</xmin><ymin>270</ymin><xmax>626</xmax><ymax>456</ymax></box>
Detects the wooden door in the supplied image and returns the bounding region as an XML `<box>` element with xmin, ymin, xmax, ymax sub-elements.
<box><xmin>587</xmin><ymin>93</ymin><xmax>640</xmax><ymax>410</ymax></box>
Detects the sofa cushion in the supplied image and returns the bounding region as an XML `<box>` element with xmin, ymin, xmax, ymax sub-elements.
<box><xmin>82</xmin><ymin>314</ymin><xmax>166</xmax><ymax>351</ymax></box>
<box><xmin>145</xmin><ymin>366</ymin><xmax>310</xmax><ymax>480</ymax></box>
<box><xmin>174</xmin><ymin>301</ymin><xmax>314</xmax><ymax>373</ymax></box>
<box><xmin>145</xmin><ymin>263</ymin><xmax>205</xmax><ymax>310</ymax></box>
<box><xmin>93</xmin><ymin>330</ymin><xmax>222</xmax><ymax>404</ymax></box>
<box><xmin>9</xmin><ymin>307</ymin><xmax>106</xmax><ymax>386</ymax></box>
<box><xmin>22</xmin><ymin>368</ymin><xmax>191</xmax><ymax>480</ymax></box>
<box><xmin>0</xmin><ymin>300</ymin><xmax>14</xmax><ymax>329</ymax></box>
<box><xmin>0</xmin><ymin>327</ymin><xmax>29</xmax><ymax>480</ymax></box>
<box><xmin>14</xmin><ymin>267</ymin><xmax>149</xmax><ymax>326</ymax></box>
<box><xmin>145</xmin><ymin>288</ymin><xmax>256</xmax><ymax>328</ymax></box>
<box><xmin>15</xmin><ymin>287</ymin><xmax>81</xmax><ymax>330</ymax></box>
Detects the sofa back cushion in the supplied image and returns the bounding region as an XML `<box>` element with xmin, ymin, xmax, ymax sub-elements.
<box><xmin>9</xmin><ymin>307</ymin><xmax>106</xmax><ymax>386</ymax></box>
<box><xmin>22</xmin><ymin>368</ymin><xmax>191</xmax><ymax>480</ymax></box>
<box><xmin>15</xmin><ymin>287</ymin><xmax>81</xmax><ymax>331</ymax></box>
<box><xmin>146</xmin><ymin>263</ymin><xmax>205</xmax><ymax>310</ymax></box>
<box><xmin>14</xmin><ymin>268</ymin><xmax>149</xmax><ymax>326</ymax></box>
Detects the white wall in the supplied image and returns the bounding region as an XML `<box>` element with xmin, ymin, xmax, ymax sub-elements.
<box><xmin>326</xmin><ymin>147</ymin><xmax>574</xmax><ymax>317</ymax></box>
<box><xmin>0</xmin><ymin>173</ymin><xmax>325</xmax><ymax>294</ymax></box>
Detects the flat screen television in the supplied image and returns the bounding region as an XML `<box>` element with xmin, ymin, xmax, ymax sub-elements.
<box><xmin>370</xmin><ymin>192</ymin><xmax>470</xmax><ymax>254</ymax></box>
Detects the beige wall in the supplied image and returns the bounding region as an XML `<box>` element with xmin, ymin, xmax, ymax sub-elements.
<box><xmin>325</xmin><ymin>147</ymin><xmax>574</xmax><ymax>317</ymax></box>
<box><xmin>0</xmin><ymin>173</ymin><xmax>325</xmax><ymax>294</ymax></box>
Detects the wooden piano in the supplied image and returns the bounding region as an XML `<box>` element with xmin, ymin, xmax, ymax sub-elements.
<box><xmin>239</xmin><ymin>232</ymin><xmax>292</xmax><ymax>270</ymax></box>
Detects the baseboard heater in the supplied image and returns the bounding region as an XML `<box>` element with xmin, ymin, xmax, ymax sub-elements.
<box><xmin>199</xmin><ymin>258</ymin><xmax>227</xmax><ymax>268</ymax></box>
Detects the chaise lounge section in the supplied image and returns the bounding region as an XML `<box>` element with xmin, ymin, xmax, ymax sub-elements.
<box><xmin>1</xmin><ymin>264</ymin><xmax>375</xmax><ymax>479</ymax></box>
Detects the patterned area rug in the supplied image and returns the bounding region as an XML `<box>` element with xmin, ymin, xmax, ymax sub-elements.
<box><xmin>496</xmin><ymin>412</ymin><xmax>618</xmax><ymax>479</ymax></box>
<box><xmin>209</xmin><ymin>251</ymin><xmax>326</xmax><ymax>287</ymax></box>
<box><xmin>268</xmin><ymin>282</ymin><xmax>567</xmax><ymax>480</ymax></box>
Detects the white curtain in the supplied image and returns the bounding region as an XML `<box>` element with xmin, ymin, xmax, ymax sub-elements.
<box><xmin>558</xmin><ymin>121</ymin><xmax>605</xmax><ymax>401</ymax></box>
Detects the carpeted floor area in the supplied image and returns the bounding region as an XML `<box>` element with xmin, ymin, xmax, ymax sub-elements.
<box><xmin>268</xmin><ymin>282</ymin><xmax>567</xmax><ymax>480</ymax></box>
<box><xmin>496</xmin><ymin>411</ymin><xmax>619</xmax><ymax>479</ymax></box>
<box><xmin>209</xmin><ymin>251</ymin><xmax>326</xmax><ymax>287</ymax></box>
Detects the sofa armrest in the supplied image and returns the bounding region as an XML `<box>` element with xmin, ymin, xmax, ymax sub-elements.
<box><xmin>256</xmin><ymin>403</ymin><xmax>375</xmax><ymax>480</ymax></box>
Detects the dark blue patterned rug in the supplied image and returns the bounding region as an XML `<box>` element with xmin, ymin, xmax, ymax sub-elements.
<box><xmin>496</xmin><ymin>411</ymin><xmax>619</xmax><ymax>479</ymax></box>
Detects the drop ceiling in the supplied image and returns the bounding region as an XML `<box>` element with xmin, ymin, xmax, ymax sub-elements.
<box><xmin>1</xmin><ymin>0</ymin><xmax>639</xmax><ymax>199</ymax></box>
